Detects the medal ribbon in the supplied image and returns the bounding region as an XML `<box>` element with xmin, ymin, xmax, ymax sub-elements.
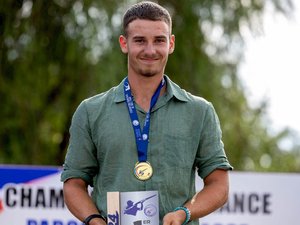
<box><xmin>124</xmin><ymin>77</ymin><xmax>165</xmax><ymax>162</ymax></box>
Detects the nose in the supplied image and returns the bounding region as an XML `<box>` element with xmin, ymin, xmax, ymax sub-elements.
<box><xmin>144</xmin><ymin>43</ymin><xmax>156</xmax><ymax>55</ymax></box>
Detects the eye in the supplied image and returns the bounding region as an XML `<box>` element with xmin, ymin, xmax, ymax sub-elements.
<box><xmin>134</xmin><ymin>38</ymin><xmax>145</xmax><ymax>44</ymax></box>
<box><xmin>155</xmin><ymin>38</ymin><xmax>166</xmax><ymax>44</ymax></box>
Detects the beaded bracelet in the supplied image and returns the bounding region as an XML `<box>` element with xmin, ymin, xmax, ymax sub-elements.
<box><xmin>174</xmin><ymin>206</ymin><xmax>191</xmax><ymax>225</ymax></box>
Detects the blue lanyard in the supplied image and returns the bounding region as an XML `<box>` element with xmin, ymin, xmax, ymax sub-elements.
<box><xmin>124</xmin><ymin>77</ymin><xmax>165</xmax><ymax>162</ymax></box>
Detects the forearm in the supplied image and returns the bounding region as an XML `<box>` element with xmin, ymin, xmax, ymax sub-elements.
<box><xmin>163</xmin><ymin>169</ymin><xmax>229</xmax><ymax>225</ymax></box>
<box><xmin>185</xmin><ymin>169</ymin><xmax>229</xmax><ymax>219</ymax></box>
<box><xmin>63</xmin><ymin>178</ymin><xmax>105</xmax><ymax>225</ymax></box>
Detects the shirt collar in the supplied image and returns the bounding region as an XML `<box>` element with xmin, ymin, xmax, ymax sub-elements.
<box><xmin>113</xmin><ymin>75</ymin><xmax>189</xmax><ymax>103</ymax></box>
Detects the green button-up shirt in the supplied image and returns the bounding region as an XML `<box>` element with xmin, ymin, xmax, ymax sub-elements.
<box><xmin>61</xmin><ymin>75</ymin><xmax>232</xmax><ymax>224</ymax></box>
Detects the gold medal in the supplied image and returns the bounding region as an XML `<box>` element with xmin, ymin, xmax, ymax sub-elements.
<box><xmin>134</xmin><ymin>161</ymin><xmax>153</xmax><ymax>180</ymax></box>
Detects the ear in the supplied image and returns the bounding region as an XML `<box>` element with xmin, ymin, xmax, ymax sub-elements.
<box><xmin>119</xmin><ymin>35</ymin><xmax>128</xmax><ymax>54</ymax></box>
<box><xmin>168</xmin><ymin>34</ymin><xmax>175</xmax><ymax>54</ymax></box>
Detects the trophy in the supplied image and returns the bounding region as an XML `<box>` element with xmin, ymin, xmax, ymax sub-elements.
<box><xmin>107</xmin><ymin>191</ymin><xmax>159</xmax><ymax>225</ymax></box>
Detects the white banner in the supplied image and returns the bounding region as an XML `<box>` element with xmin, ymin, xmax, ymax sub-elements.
<box><xmin>0</xmin><ymin>165</ymin><xmax>82</xmax><ymax>225</ymax></box>
<box><xmin>0</xmin><ymin>166</ymin><xmax>299</xmax><ymax>225</ymax></box>
<box><xmin>197</xmin><ymin>171</ymin><xmax>300</xmax><ymax>225</ymax></box>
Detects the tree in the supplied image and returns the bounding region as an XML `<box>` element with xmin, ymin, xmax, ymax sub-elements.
<box><xmin>0</xmin><ymin>0</ymin><xmax>298</xmax><ymax>171</ymax></box>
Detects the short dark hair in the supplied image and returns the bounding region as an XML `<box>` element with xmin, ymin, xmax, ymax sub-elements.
<box><xmin>122</xmin><ymin>1</ymin><xmax>172</xmax><ymax>36</ymax></box>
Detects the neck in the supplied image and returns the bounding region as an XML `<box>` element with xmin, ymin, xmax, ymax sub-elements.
<box><xmin>128</xmin><ymin>75</ymin><xmax>165</xmax><ymax>111</ymax></box>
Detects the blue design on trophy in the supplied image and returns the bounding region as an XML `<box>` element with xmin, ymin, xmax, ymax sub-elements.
<box><xmin>144</xmin><ymin>204</ymin><xmax>157</xmax><ymax>217</ymax></box>
<box><xmin>124</xmin><ymin>194</ymin><xmax>156</xmax><ymax>216</ymax></box>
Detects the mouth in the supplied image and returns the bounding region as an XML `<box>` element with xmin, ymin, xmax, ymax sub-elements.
<box><xmin>140</xmin><ymin>57</ymin><xmax>158</xmax><ymax>64</ymax></box>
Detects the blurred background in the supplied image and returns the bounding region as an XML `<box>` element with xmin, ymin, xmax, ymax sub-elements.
<box><xmin>0</xmin><ymin>0</ymin><xmax>299</xmax><ymax>172</ymax></box>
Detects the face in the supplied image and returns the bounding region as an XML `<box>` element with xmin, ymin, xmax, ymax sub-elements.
<box><xmin>119</xmin><ymin>19</ymin><xmax>175</xmax><ymax>78</ymax></box>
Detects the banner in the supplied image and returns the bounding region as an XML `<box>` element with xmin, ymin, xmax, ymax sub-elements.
<box><xmin>0</xmin><ymin>165</ymin><xmax>82</xmax><ymax>225</ymax></box>
<box><xmin>1</xmin><ymin>165</ymin><xmax>299</xmax><ymax>225</ymax></box>
<box><xmin>197</xmin><ymin>171</ymin><xmax>300</xmax><ymax>225</ymax></box>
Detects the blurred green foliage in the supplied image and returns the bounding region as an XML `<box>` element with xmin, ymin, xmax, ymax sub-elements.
<box><xmin>0</xmin><ymin>0</ymin><xmax>299</xmax><ymax>171</ymax></box>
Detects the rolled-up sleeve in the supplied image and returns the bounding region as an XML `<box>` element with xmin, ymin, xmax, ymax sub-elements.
<box><xmin>195</xmin><ymin>102</ymin><xmax>232</xmax><ymax>179</ymax></box>
<box><xmin>61</xmin><ymin>100</ymin><xmax>99</xmax><ymax>186</ymax></box>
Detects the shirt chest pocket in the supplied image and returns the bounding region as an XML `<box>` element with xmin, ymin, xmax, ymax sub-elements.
<box><xmin>149</xmin><ymin>102</ymin><xmax>200</xmax><ymax>169</ymax></box>
<box><xmin>162</xmin><ymin>132</ymin><xmax>196</xmax><ymax>168</ymax></box>
<box><xmin>154</xmin><ymin>108</ymin><xmax>198</xmax><ymax>168</ymax></box>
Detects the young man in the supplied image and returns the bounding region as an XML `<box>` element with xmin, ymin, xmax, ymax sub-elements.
<box><xmin>61</xmin><ymin>1</ymin><xmax>232</xmax><ymax>225</ymax></box>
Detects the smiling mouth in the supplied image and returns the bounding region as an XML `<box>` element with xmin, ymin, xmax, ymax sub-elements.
<box><xmin>140</xmin><ymin>58</ymin><xmax>158</xmax><ymax>63</ymax></box>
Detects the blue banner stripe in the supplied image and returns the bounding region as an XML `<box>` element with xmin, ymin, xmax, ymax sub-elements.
<box><xmin>0</xmin><ymin>166</ymin><xmax>61</xmax><ymax>188</ymax></box>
